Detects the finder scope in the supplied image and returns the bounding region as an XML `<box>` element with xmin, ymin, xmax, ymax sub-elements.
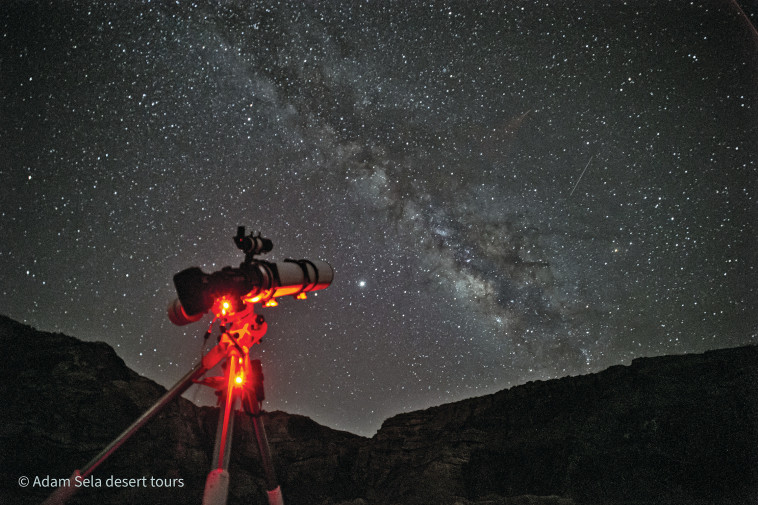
<box><xmin>167</xmin><ymin>228</ymin><xmax>333</xmax><ymax>325</ymax></box>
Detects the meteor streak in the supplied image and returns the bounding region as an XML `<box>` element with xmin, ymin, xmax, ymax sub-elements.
<box><xmin>570</xmin><ymin>155</ymin><xmax>594</xmax><ymax>197</ymax></box>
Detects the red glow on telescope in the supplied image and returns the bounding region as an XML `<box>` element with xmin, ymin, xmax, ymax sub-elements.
<box><xmin>243</xmin><ymin>288</ymin><xmax>274</xmax><ymax>305</ymax></box>
<box><xmin>212</xmin><ymin>296</ymin><xmax>235</xmax><ymax>318</ymax></box>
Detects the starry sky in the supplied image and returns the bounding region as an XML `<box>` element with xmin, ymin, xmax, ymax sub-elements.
<box><xmin>2</xmin><ymin>0</ymin><xmax>756</xmax><ymax>437</ymax></box>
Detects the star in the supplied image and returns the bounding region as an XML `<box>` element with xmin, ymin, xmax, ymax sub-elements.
<box><xmin>1</xmin><ymin>0</ymin><xmax>755</xmax><ymax>436</ymax></box>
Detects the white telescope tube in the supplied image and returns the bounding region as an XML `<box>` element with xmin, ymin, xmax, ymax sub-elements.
<box><xmin>244</xmin><ymin>259</ymin><xmax>333</xmax><ymax>303</ymax></box>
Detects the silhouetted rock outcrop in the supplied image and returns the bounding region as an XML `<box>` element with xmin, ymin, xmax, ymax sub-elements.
<box><xmin>358</xmin><ymin>350</ymin><xmax>758</xmax><ymax>505</ymax></box>
<box><xmin>0</xmin><ymin>316</ymin><xmax>363</xmax><ymax>505</ymax></box>
<box><xmin>1</xmin><ymin>315</ymin><xmax>755</xmax><ymax>505</ymax></box>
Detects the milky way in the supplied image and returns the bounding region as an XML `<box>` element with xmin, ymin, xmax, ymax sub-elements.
<box><xmin>2</xmin><ymin>1</ymin><xmax>756</xmax><ymax>435</ymax></box>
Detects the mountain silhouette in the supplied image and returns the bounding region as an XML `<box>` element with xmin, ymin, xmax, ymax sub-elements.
<box><xmin>1</xmin><ymin>315</ymin><xmax>755</xmax><ymax>505</ymax></box>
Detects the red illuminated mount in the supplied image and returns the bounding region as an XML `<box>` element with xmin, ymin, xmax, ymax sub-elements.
<box><xmin>211</xmin><ymin>296</ymin><xmax>237</xmax><ymax>319</ymax></box>
<box><xmin>199</xmin><ymin>310</ymin><xmax>269</xmax><ymax>360</ymax></box>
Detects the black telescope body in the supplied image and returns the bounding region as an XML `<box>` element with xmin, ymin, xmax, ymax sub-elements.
<box><xmin>168</xmin><ymin>258</ymin><xmax>333</xmax><ymax>325</ymax></box>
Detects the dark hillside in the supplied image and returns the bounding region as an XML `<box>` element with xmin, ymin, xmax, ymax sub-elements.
<box><xmin>1</xmin><ymin>315</ymin><xmax>755</xmax><ymax>505</ymax></box>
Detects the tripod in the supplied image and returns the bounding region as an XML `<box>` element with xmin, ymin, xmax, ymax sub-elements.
<box><xmin>42</xmin><ymin>313</ymin><xmax>285</xmax><ymax>505</ymax></box>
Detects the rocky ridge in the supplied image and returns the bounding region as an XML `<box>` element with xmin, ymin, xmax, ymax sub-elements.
<box><xmin>0</xmin><ymin>315</ymin><xmax>755</xmax><ymax>505</ymax></box>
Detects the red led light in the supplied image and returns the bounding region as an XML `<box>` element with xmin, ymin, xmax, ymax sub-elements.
<box><xmin>212</xmin><ymin>296</ymin><xmax>236</xmax><ymax>318</ymax></box>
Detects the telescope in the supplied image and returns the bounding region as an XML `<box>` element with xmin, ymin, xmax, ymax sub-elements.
<box><xmin>42</xmin><ymin>227</ymin><xmax>332</xmax><ymax>505</ymax></box>
<box><xmin>168</xmin><ymin>227</ymin><xmax>334</xmax><ymax>325</ymax></box>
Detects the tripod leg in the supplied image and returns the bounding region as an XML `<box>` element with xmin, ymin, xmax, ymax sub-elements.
<box><xmin>201</xmin><ymin>469</ymin><xmax>231</xmax><ymax>505</ymax></box>
<box><xmin>251</xmin><ymin>413</ymin><xmax>285</xmax><ymax>505</ymax></box>
<box><xmin>201</xmin><ymin>400</ymin><xmax>235</xmax><ymax>505</ymax></box>
<box><xmin>202</xmin><ymin>354</ymin><xmax>239</xmax><ymax>505</ymax></box>
<box><xmin>251</xmin><ymin>403</ymin><xmax>284</xmax><ymax>505</ymax></box>
<box><xmin>41</xmin><ymin>360</ymin><xmax>207</xmax><ymax>505</ymax></box>
<box><xmin>266</xmin><ymin>485</ymin><xmax>285</xmax><ymax>505</ymax></box>
<box><xmin>242</xmin><ymin>358</ymin><xmax>284</xmax><ymax>505</ymax></box>
<box><xmin>37</xmin><ymin>470</ymin><xmax>81</xmax><ymax>505</ymax></box>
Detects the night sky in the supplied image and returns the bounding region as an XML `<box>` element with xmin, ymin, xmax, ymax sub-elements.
<box><xmin>2</xmin><ymin>1</ymin><xmax>756</xmax><ymax>437</ymax></box>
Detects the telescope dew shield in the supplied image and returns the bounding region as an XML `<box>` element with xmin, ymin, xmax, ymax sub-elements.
<box><xmin>172</xmin><ymin>267</ymin><xmax>212</xmax><ymax>316</ymax></box>
<box><xmin>167</xmin><ymin>298</ymin><xmax>204</xmax><ymax>326</ymax></box>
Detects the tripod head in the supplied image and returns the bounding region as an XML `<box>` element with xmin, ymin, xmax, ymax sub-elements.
<box><xmin>167</xmin><ymin>227</ymin><xmax>334</xmax><ymax>326</ymax></box>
